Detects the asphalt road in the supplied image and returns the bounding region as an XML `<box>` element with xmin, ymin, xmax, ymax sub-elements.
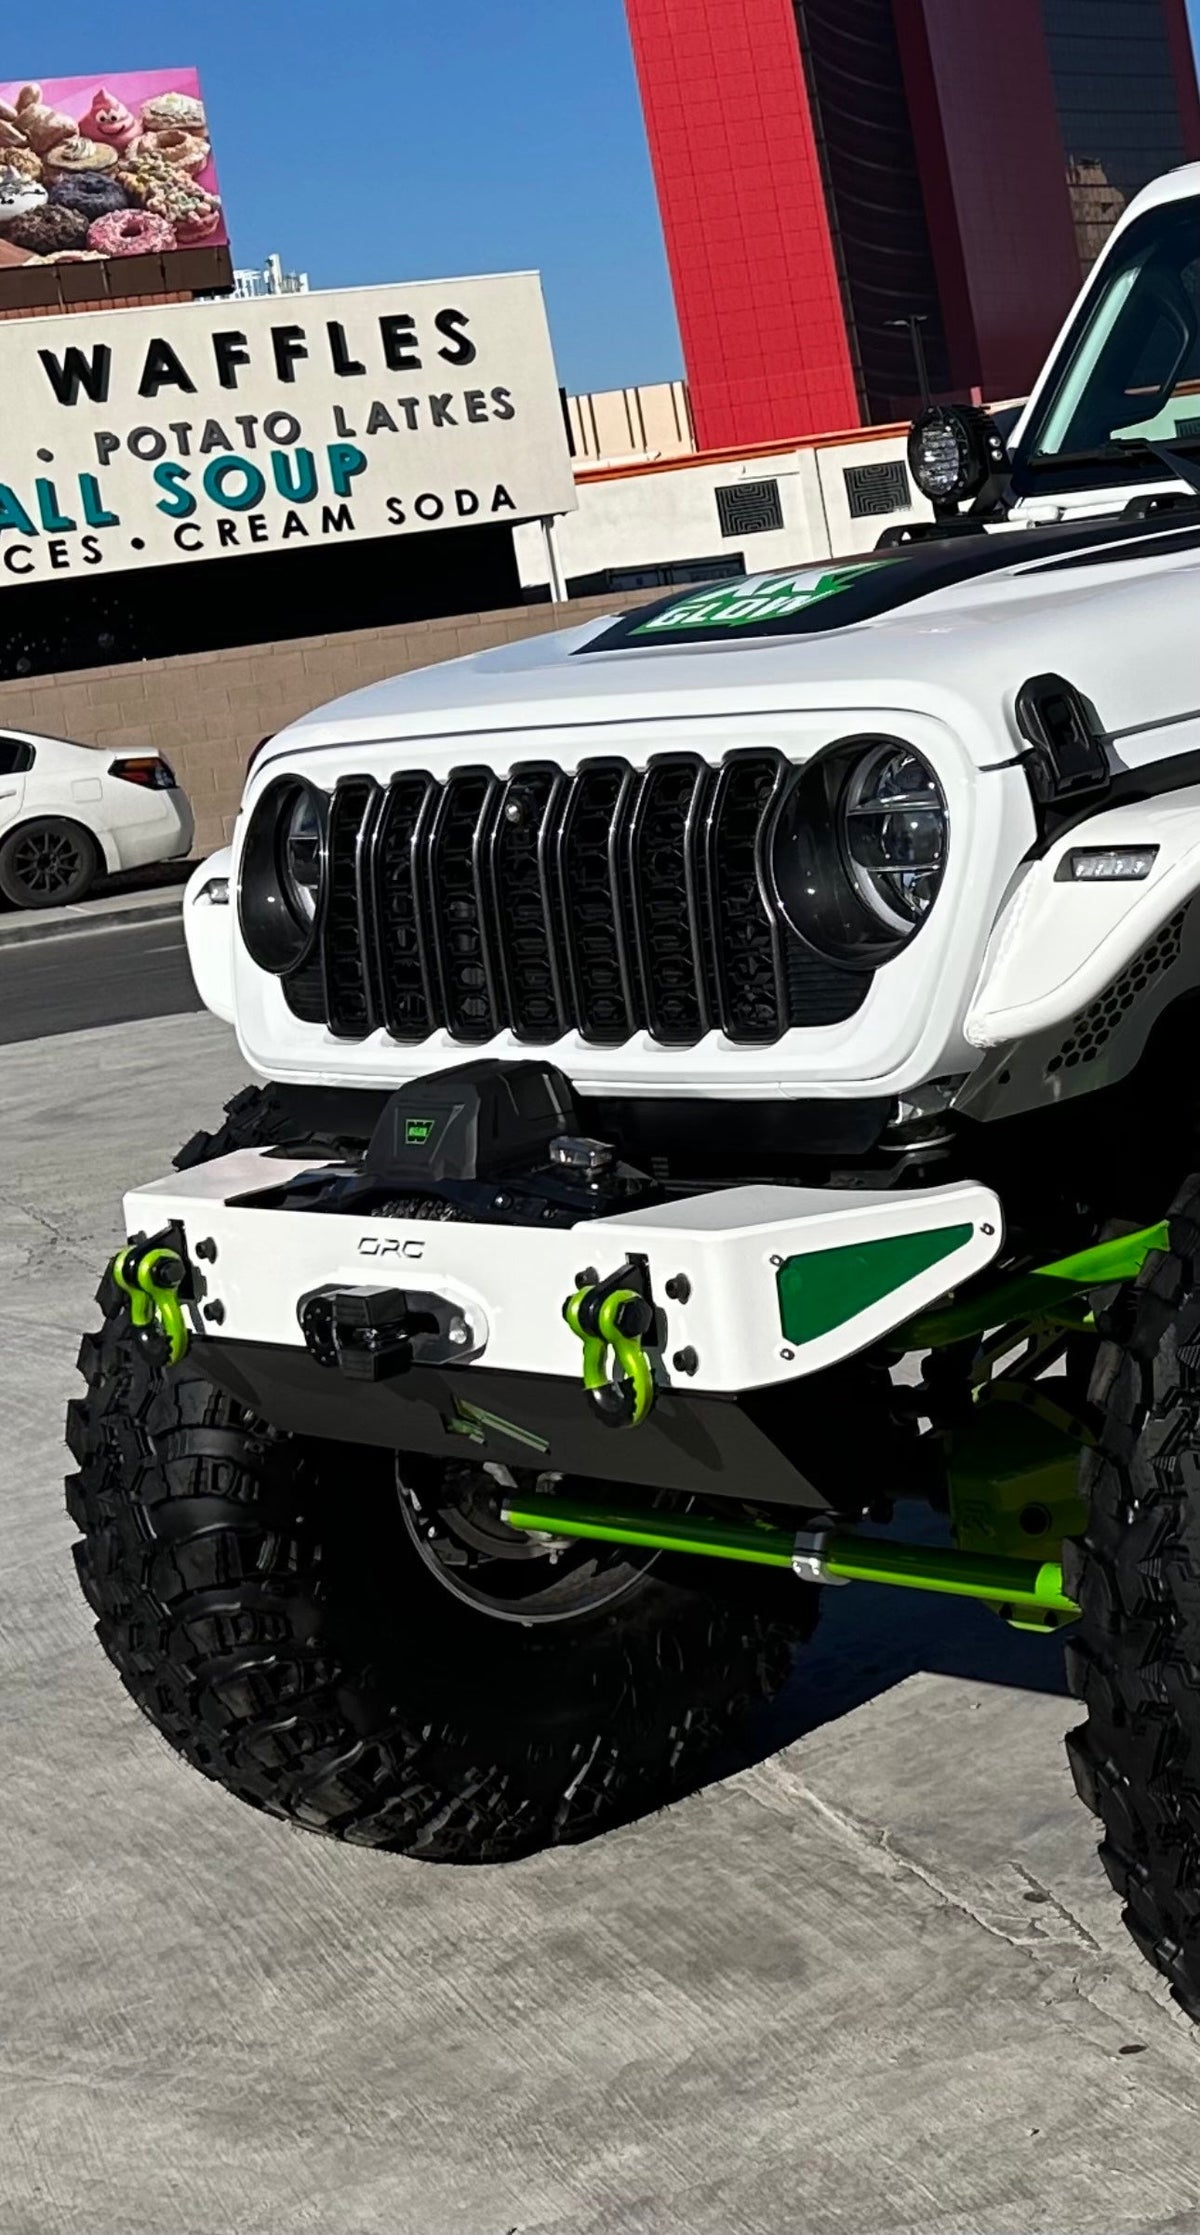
<box><xmin>0</xmin><ymin>915</ymin><xmax>200</xmax><ymax>1045</ymax></box>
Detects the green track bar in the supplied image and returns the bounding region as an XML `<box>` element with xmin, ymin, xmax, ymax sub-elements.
<box><xmin>500</xmin><ymin>1495</ymin><xmax>1077</xmax><ymax>1616</ymax></box>
<box><xmin>896</xmin><ymin>1218</ymin><xmax>1170</xmax><ymax>1351</ymax></box>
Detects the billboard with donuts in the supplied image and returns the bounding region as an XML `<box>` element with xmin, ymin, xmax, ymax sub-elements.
<box><xmin>0</xmin><ymin>68</ymin><xmax>230</xmax><ymax>309</ymax></box>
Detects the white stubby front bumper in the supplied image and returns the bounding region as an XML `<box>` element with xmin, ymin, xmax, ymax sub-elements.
<box><xmin>124</xmin><ymin>1151</ymin><xmax>1002</xmax><ymax>1395</ymax></box>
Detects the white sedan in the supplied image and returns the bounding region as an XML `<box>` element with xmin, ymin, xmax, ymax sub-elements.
<box><xmin>0</xmin><ymin>729</ymin><xmax>194</xmax><ymax>909</ymax></box>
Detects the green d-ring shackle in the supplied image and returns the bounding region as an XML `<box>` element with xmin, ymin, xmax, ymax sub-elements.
<box><xmin>112</xmin><ymin>1244</ymin><xmax>190</xmax><ymax>1366</ymax></box>
<box><xmin>564</xmin><ymin>1282</ymin><xmax>655</xmax><ymax>1429</ymax></box>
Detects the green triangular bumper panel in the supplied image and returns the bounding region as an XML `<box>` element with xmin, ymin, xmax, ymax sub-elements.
<box><xmin>776</xmin><ymin>1224</ymin><xmax>976</xmax><ymax>1346</ymax></box>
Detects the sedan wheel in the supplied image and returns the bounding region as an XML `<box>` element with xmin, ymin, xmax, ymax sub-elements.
<box><xmin>0</xmin><ymin>819</ymin><xmax>98</xmax><ymax>909</ymax></box>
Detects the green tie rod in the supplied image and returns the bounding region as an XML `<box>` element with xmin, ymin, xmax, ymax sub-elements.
<box><xmin>499</xmin><ymin>1493</ymin><xmax>1077</xmax><ymax>1617</ymax></box>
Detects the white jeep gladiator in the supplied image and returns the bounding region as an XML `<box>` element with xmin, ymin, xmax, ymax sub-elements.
<box><xmin>68</xmin><ymin>163</ymin><xmax>1200</xmax><ymax>2014</ymax></box>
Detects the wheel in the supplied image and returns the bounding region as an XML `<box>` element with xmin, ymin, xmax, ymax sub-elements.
<box><xmin>66</xmin><ymin>1086</ymin><xmax>816</xmax><ymax>1862</ymax></box>
<box><xmin>0</xmin><ymin>816</ymin><xmax>98</xmax><ymax>908</ymax></box>
<box><xmin>1066</xmin><ymin>1176</ymin><xmax>1200</xmax><ymax>2016</ymax></box>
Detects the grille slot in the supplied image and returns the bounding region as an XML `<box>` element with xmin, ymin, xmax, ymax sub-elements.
<box><xmin>425</xmin><ymin>769</ymin><xmax>500</xmax><ymax>1042</ymax></box>
<box><xmin>299</xmin><ymin>753</ymin><xmax>873</xmax><ymax>1047</ymax></box>
<box><xmin>488</xmin><ymin>766</ymin><xmax>568</xmax><ymax>1042</ymax></box>
<box><xmin>325</xmin><ymin>777</ymin><xmax>378</xmax><ymax>1038</ymax></box>
<box><xmin>370</xmin><ymin>773</ymin><xmax>436</xmax><ymax>1041</ymax></box>
<box><xmin>627</xmin><ymin>755</ymin><xmax>712</xmax><ymax>1044</ymax></box>
<box><xmin>556</xmin><ymin>761</ymin><xmax>639</xmax><ymax>1045</ymax></box>
<box><xmin>702</xmin><ymin>753</ymin><xmax>789</xmax><ymax>1043</ymax></box>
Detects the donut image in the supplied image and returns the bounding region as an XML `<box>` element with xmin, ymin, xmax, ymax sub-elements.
<box><xmin>11</xmin><ymin>83</ymin><xmax>75</xmax><ymax>154</ymax></box>
<box><xmin>87</xmin><ymin>207</ymin><xmax>177</xmax><ymax>257</ymax></box>
<box><xmin>48</xmin><ymin>173</ymin><xmax>130</xmax><ymax>220</ymax></box>
<box><xmin>140</xmin><ymin>91</ymin><xmax>206</xmax><ymax>134</ymax></box>
<box><xmin>2</xmin><ymin>201</ymin><xmax>89</xmax><ymax>254</ymax></box>
<box><xmin>78</xmin><ymin>86</ymin><xmax>140</xmax><ymax>153</ymax></box>
<box><xmin>138</xmin><ymin>128</ymin><xmax>210</xmax><ymax>173</ymax></box>
<box><xmin>28</xmin><ymin>248</ymin><xmax>104</xmax><ymax>263</ymax></box>
<box><xmin>45</xmin><ymin>136</ymin><xmax>120</xmax><ymax>175</ymax></box>
<box><xmin>0</xmin><ymin>164</ymin><xmax>47</xmax><ymax>225</ymax></box>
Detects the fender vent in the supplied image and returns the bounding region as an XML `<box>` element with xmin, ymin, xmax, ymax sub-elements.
<box><xmin>1046</xmin><ymin>908</ymin><xmax>1186</xmax><ymax>1076</ymax></box>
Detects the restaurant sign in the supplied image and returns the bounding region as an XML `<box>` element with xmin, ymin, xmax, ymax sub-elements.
<box><xmin>0</xmin><ymin>270</ymin><xmax>576</xmax><ymax>587</ymax></box>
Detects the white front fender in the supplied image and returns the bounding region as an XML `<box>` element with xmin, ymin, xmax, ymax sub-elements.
<box><xmin>183</xmin><ymin>848</ymin><xmax>235</xmax><ymax>1024</ymax></box>
<box><xmin>964</xmin><ymin>787</ymin><xmax>1200</xmax><ymax>1050</ymax></box>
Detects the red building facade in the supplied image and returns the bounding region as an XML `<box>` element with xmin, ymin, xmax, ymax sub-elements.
<box><xmin>625</xmin><ymin>0</ymin><xmax>1200</xmax><ymax>448</ymax></box>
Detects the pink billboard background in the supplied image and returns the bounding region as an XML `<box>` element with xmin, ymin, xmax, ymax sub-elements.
<box><xmin>0</xmin><ymin>68</ymin><xmax>227</xmax><ymax>272</ymax></box>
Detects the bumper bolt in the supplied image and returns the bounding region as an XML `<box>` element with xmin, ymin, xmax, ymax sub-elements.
<box><xmin>665</xmin><ymin>1274</ymin><xmax>691</xmax><ymax>1303</ymax></box>
<box><xmin>194</xmin><ymin>1238</ymin><xmax>218</xmax><ymax>1263</ymax></box>
<box><xmin>672</xmin><ymin>1346</ymin><xmax>698</xmax><ymax>1376</ymax></box>
<box><xmin>202</xmin><ymin>1301</ymin><xmax>226</xmax><ymax>1326</ymax></box>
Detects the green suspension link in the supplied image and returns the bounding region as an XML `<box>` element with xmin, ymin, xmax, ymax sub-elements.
<box><xmin>112</xmin><ymin>1242</ymin><xmax>190</xmax><ymax>1366</ymax></box>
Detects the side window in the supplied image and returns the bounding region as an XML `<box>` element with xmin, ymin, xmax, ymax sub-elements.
<box><xmin>0</xmin><ymin>738</ymin><xmax>35</xmax><ymax>777</ymax></box>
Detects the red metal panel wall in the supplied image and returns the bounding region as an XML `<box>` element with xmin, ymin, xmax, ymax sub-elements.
<box><xmin>624</xmin><ymin>0</ymin><xmax>862</xmax><ymax>447</ymax></box>
<box><xmin>1163</xmin><ymin>0</ymin><xmax>1200</xmax><ymax>160</ymax></box>
<box><xmin>894</xmin><ymin>0</ymin><xmax>1082</xmax><ymax>400</ymax></box>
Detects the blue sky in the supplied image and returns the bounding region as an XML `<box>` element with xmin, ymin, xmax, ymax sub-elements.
<box><xmin>7</xmin><ymin>0</ymin><xmax>1200</xmax><ymax>396</ymax></box>
<box><xmin>4</xmin><ymin>0</ymin><xmax>676</xmax><ymax>393</ymax></box>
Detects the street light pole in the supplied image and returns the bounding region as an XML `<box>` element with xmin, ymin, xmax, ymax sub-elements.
<box><xmin>886</xmin><ymin>314</ymin><xmax>932</xmax><ymax>409</ymax></box>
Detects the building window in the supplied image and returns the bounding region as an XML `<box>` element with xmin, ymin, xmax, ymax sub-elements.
<box><xmin>715</xmin><ymin>480</ymin><xmax>784</xmax><ymax>537</ymax></box>
<box><xmin>843</xmin><ymin>459</ymin><xmax>912</xmax><ymax>518</ymax></box>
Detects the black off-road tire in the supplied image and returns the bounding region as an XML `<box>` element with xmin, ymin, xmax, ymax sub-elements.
<box><xmin>1066</xmin><ymin>1178</ymin><xmax>1200</xmax><ymax>2016</ymax></box>
<box><xmin>174</xmin><ymin>1082</ymin><xmax>338</xmax><ymax>1170</ymax></box>
<box><xmin>67</xmin><ymin>1085</ymin><xmax>813</xmax><ymax>1861</ymax></box>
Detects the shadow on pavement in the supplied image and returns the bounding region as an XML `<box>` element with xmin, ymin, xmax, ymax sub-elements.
<box><xmin>747</xmin><ymin>1500</ymin><xmax>1068</xmax><ymax>1764</ymax></box>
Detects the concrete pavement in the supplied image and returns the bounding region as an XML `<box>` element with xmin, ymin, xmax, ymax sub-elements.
<box><xmin>4</xmin><ymin>1011</ymin><xmax>1200</xmax><ymax>2235</ymax></box>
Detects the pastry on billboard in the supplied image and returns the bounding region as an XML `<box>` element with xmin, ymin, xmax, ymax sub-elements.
<box><xmin>118</xmin><ymin>149</ymin><xmax>220</xmax><ymax>232</ymax></box>
<box><xmin>10</xmin><ymin>83</ymin><xmax>76</xmax><ymax>154</ymax></box>
<box><xmin>138</xmin><ymin>127</ymin><xmax>210</xmax><ymax>173</ymax></box>
<box><xmin>88</xmin><ymin>208</ymin><xmax>176</xmax><ymax>256</ymax></box>
<box><xmin>0</xmin><ymin>107</ymin><xmax>43</xmax><ymax>177</ymax></box>
<box><xmin>1</xmin><ymin>201</ymin><xmax>89</xmax><ymax>253</ymax></box>
<box><xmin>174</xmin><ymin>192</ymin><xmax>221</xmax><ymax>243</ymax></box>
<box><xmin>49</xmin><ymin>172</ymin><xmax>129</xmax><ymax>219</ymax></box>
<box><xmin>0</xmin><ymin>164</ymin><xmax>47</xmax><ymax>225</ymax></box>
<box><xmin>2</xmin><ymin>146</ymin><xmax>44</xmax><ymax>181</ymax></box>
<box><xmin>139</xmin><ymin>90</ymin><xmax>206</xmax><ymax>133</ymax></box>
<box><xmin>45</xmin><ymin>136</ymin><xmax>120</xmax><ymax>175</ymax></box>
<box><xmin>29</xmin><ymin>247</ymin><xmax>104</xmax><ymax>262</ymax></box>
<box><xmin>79</xmin><ymin>86</ymin><xmax>141</xmax><ymax>154</ymax></box>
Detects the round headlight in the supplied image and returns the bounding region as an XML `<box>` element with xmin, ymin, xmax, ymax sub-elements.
<box><xmin>840</xmin><ymin>742</ymin><xmax>947</xmax><ymax>936</ymax></box>
<box><xmin>238</xmin><ymin>776</ymin><xmax>327</xmax><ymax>975</ymax></box>
<box><xmin>768</xmin><ymin>738</ymin><xmax>948</xmax><ymax>967</ymax></box>
<box><xmin>907</xmin><ymin>404</ymin><xmax>1008</xmax><ymax>509</ymax></box>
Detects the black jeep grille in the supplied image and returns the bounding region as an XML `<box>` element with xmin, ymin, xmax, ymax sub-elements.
<box><xmin>285</xmin><ymin>754</ymin><xmax>871</xmax><ymax>1047</ymax></box>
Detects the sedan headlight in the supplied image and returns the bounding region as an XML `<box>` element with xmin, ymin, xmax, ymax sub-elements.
<box><xmin>238</xmin><ymin>776</ymin><xmax>326</xmax><ymax>975</ymax></box>
<box><xmin>768</xmin><ymin>738</ymin><xmax>948</xmax><ymax>966</ymax></box>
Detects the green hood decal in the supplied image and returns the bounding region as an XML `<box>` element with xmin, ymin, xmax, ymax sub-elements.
<box><xmin>578</xmin><ymin>514</ymin><xmax>1200</xmax><ymax>657</ymax></box>
<box><xmin>632</xmin><ymin>562</ymin><xmax>890</xmax><ymax>636</ymax></box>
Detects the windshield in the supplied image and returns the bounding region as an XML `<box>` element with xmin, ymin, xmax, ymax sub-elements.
<box><xmin>1014</xmin><ymin>198</ymin><xmax>1200</xmax><ymax>492</ymax></box>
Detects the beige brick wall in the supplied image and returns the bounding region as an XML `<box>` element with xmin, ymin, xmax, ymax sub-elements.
<box><xmin>0</xmin><ymin>589</ymin><xmax>659</xmax><ymax>858</ymax></box>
